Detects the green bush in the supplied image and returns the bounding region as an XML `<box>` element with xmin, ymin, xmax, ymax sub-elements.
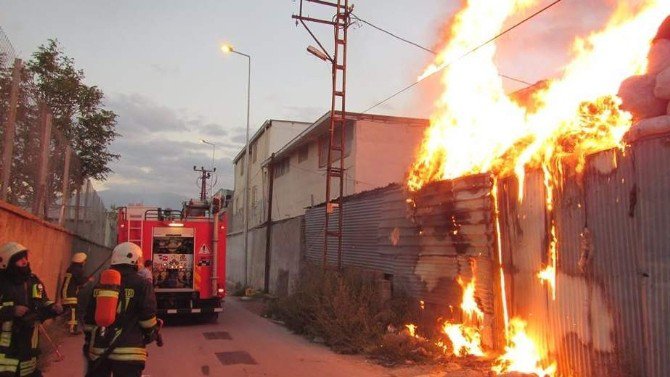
<box><xmin>266</xmin><ymin>263</ymin><xmax>419</xmax><ymax>355</ymax></box>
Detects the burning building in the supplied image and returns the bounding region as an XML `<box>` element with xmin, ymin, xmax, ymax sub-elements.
<box><xmin>402</xmin><ymin>2</ymin><xmax>670</xmax><ymax>376</ymax></box>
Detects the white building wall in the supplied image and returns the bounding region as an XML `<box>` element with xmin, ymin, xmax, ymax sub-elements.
<box><xmin>353</xmin><ymin>119</ymin><xmax>427</xmax><ymax>191</ymax></box>
<box><xmin>270</xmin><ymin>140</ymin><xmax>356</xmax><ymax>222</ymax></box>
<box><xmin>231</xmin><ymin>120</ymin><xmax>310</xmax><ymax>232</ymax></box>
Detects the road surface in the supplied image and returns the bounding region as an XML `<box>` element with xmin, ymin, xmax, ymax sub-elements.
<box><xmin>42</xmin><ymin>297</ymin><xmax>437</xmax><ymax>377</ymax></box>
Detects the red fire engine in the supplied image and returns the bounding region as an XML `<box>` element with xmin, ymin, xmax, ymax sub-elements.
<box><xmin>116</xmin><ymin>167</ymin><xmax>227</xmax><ymax>319</ymax></box>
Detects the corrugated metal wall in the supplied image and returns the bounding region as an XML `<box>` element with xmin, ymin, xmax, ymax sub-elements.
<box><xmin>494</xmin><ymin>134</ymin><xmax>670</xmax><ymax>377</ymax></box>
<box><xmin>302</xmin><ymin>134</ymin><xmax>669</xmax><ymax>376</ymax></box>
<box><xmin>305</xmin><ymin>175</ymin><xmax>497</xmax><ymax>347</ymax></box>
<box><xmin>632</xmin><ymin>136</ymin><xmax>670</xmax><ymax>377</ymax></box>
<box><xmin>305</xmin><ymin>188</ymin><xmax>387</xmax><ymax>272</ymax></box>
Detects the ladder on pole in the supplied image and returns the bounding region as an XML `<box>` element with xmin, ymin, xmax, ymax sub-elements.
<box><xmin>293</xmin><ymin>0</ymin><xmax>351</xmax><ymax>270</ymax></box>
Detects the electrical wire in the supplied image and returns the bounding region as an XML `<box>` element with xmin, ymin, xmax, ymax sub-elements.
<box><xmin>358</xmin><ymin>0</ymin><xmax>563</xmax><ymax>114</ymax></box>
<box><xmin>350</xmin><ymin>13</ymin><xmax>533</xmax><ymax>86</ymax></box>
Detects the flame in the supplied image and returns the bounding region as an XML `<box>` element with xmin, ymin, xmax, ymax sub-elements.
<box><xmin>492</xmin><ymin>318</ymin><xmax>557</xmax><ymax>376</ymax></box>
<box><xmin>405</xmin><ymin>324</ymin><xmax>417</xmax><ymax>338</ymax></box>
<box><xmin>442</xmin><ymin>272</ymin><xmax>487</xmax><ymax>357</ymax></box>
<box><xmin>407</xmin><ymin>0</ymin><xmax>669</xmax><ymax>193</ymax></box>
<box><xmin>443</xmin><ymin>322</ymin><xmax>485</xmax><ymax>357</ymax></box>
<box><xmin>458</xmin><ymin>276</ymin><xmax>484</xmax><ymax>322</ymax></box>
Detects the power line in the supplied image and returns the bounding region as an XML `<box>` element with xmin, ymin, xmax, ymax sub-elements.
<box><xmin>351</xmin><ymin>12</ymin><xmax>533</xmax><ymax>86</ymax></box>
<box><xmin>359</xmin><ymin>0</ymin><xmax>563</xmax><ymax>114</ymax></box>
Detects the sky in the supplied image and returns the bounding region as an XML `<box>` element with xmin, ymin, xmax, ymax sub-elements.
<box><xmin>0</xmin><ymin>0</ymin><xmax>617</xmax><ymax>208</ymax></box>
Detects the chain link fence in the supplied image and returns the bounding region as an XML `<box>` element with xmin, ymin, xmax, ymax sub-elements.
<box><xmin>0</xmin><ymin>26</ymin><xmax>114</xmax><ymax>246</ymax></box>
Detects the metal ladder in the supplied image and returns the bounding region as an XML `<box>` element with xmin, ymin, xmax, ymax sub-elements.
<box><xmin>323</xmin><ymin>0</ymin><xmax>349</xmax><ymax>270</ymax></box>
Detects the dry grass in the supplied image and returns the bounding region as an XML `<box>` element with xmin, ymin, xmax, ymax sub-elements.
<box><xmin>265</xmin><ymin>264</ymin><xmax>420</xmax><ymax>358</ymax></box>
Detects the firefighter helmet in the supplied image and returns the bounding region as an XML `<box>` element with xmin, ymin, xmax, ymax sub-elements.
<box><xmin>72</xmin><ymin>252</ymin><xmax>88</xmax><ymax>263</ymax></box>
<box><xmin>111</xmin><ymin>242</ymin><xmax>142</xmax><ymax>266</ymax></box>
<box><xmin>0</xmin><ymin>242</ymin><xmax>28</xmax><ymax>270</ymax></box>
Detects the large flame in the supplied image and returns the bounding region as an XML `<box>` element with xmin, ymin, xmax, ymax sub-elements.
<box><xmin>408</xmin><ymin>0</ymin><xmax>669</xmax><ymax>192</ymax></box>
<box><xmin>492</xmin><ymin>318</ymin><xmax>557</xmax><ymax>376</ymax></box>
<box><xmin>442</xmin><ymin>271</ymin><xmax>487</xmax><ymax>357</ymax></box>
<box><xmin>407</xmin><ymin>1</ymin><xmax>669</xmax><ymax>375</ymax></box>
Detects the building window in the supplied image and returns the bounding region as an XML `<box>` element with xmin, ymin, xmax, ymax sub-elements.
<box><xmin>251</xmin><ymin>186</ymin><xmax>257</xmax><ymax>206</ymax></box>
<box><xmin>252</xmin><ymin>143</ymin><xmax>257</xmax><ymax>163</ymax></box>
<box><xmin>239</xmin><ymin>160</ymin><xmax>244</xmax><ymax>176</ymax></box>
<box><xmin>298</xmin><ymin>144</ymin><xmax>309</xmax><ymax>163</ymax></box>
<box><xmin>275</xmin><ymin>158</ymin><xmax>290</xmax><ymax>177</ymax></box>
<box><xmin>319</xmin><ymin>120</ymin><xmax>354</xmax><ymax>167</ymax></box>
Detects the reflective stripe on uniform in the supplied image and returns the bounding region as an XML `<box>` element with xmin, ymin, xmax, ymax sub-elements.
<box><xmin>0</xmin><ymin>321</ymin><xmax>12</xmax><ymax>348</ymax></box>
<box><xmin>139</xmin><ymin>316</ymin><xmax>157</xmax><ymax>329</ymax></box>
<box><xmin>19</xmin><ymin>357</ymin><xmax>36</xmax><ymax>376</ymax></box>
<box><xmin>61</xmin><ymin>273</ymin><xmax>72</xmax><ymax>300</ymax></box>
<box><xmin>62</xmin><ymin>297</ymin><xmax>77</xmax><ymax>305</ymax></box>
<box><xmin>89</xmin><ymin>346</ymin><xmax>147</xmax><ymax>362</ymax></box>
<box><xmin>0</xmin><ymin>353</ymin><xmax>18</xmax><ymax>374</ymax></box>
<box><xmin>95</xmin><ymin>290</ymin><xmax>119</xmax><ymax>299</ymax></box>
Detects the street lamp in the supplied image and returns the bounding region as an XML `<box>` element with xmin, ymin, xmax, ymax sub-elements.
<box><xmin>221</xmin><ymin>43</ymin><xmax>251</xmax><ymax>287</ymax></box>
<box><xmin>200</xmin><ymin>139</ymin><xmax>216</xmax><ymax>169</ymax></box>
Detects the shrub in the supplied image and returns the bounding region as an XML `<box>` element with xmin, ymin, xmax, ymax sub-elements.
<box><xmin>266</xmin><ymin>263</ymin><xmax>419</xmax><ymax>355</ymax></box>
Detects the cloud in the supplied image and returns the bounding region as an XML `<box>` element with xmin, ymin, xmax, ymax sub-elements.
<box><xmin>201</xmin><ymin>122</ymin><xmax>228</xmax><ymax>136</ymax></box>
<box><xmin>106</xmin><ymin>93</ymin><xmax>191</xmax><ymax>134</ymax></box>
<box><xmin>100</xmin><ymin>93</ymin><xmax>241</xmax><ymax>201</ymax></box>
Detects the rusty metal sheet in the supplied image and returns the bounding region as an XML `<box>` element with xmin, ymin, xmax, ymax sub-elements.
<box><xmin>584</xmin><ymin>148</ymin><xmax>643</xmax><ymax>377</ymax></box>
<box><xmin>632</xmin><ymin>136</ymin><xmax>670</xmax><ymax>377</ymax></box>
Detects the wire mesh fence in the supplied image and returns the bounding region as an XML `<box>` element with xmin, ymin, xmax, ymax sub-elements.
<box><xmin>0</xmin><ymin>27</ymin><xmax>114</xmax><ymax>246</ymax></box>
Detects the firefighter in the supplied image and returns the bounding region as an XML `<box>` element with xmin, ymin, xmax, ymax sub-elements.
<box><xmin>0</xmin><ymin>242</ymin><xmax>63</xmax><ymax>377</ymax></box>
<box><xmin>83</xmin><ymin>242</ymin><xmax>160</xmax><ymax>377</ymax></box>
<box><xmin>61</xmin><ymin>251</ymin><xmax>89</xmax><ymax>335</ymax></box>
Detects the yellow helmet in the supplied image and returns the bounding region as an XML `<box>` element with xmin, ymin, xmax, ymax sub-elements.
<box><xmin>72</xmin><ymin>252</ymin><xmax>88</xmax><ymax>263</ymax></box>
<box><xmin>111</xmin><ymin>242</ymin><xmax>142</xmax><ymax>266</ymax></box>
<box><xmin>0</xmin><ymin>242</ymin><xmax>28</xmax><ymax>270</ymax></box>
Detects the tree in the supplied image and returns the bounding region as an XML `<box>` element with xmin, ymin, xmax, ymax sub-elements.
<box><xmin>27</xmin><ymin>39</ymin><xmax>119</xmax><ymax>181</ymax></box>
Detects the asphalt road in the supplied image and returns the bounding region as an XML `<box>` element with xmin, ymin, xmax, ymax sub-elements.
<box><xmin>42</xmin><ymin>298</ymin><xmax>435</xmax><ymax>377</ymax></box>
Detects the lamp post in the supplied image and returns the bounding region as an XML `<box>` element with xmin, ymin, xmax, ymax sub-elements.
<box><xmin>221</xmin><ymin>43</ymin><xmax>251</xmax><ymax>287</ymax></box>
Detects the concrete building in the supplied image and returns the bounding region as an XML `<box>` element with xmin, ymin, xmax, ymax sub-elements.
<box><xmin>226</xmin><ymin>119</ymin><xmax>310</xmax><ymax>285</ymax></box>
<box><xmin>226</xmin><ymin>111</ymin><xmax>429</xmax><ymax>292</ymax></box>
<box><xmin>228</xmin><ymin>119</ymin><xmax>311</xmax><ymax>232</ymax></box>
<box><xmin>267</xmin><ymin>112</ymin><xmax>429</xmax><ymax>221</ymax></box>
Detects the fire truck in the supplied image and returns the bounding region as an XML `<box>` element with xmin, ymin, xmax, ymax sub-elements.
<box><xmin>116</xmin><ymin>168</ymin><xmax>228</xmax><ymax>319</ymax></box>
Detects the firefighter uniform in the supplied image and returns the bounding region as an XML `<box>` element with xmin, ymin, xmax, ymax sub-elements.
<box><xmin>0</xmin><ymin>242</ymin><xmax>62</xmax><ymax>377</ymax></box>
<box><xmin>83</xmin><ymin>242</ymin><xmax>159</xmax><ymax>377</ymax></box>
<box><xmin>61</xmin><ymin>252</ymin><xmax>88</xmax><ymax>334</ymax></box>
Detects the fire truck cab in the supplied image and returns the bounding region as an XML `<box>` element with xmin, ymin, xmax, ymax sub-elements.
<box><xmin>116</xmin><ymin>195</ymin><xmax>227</xmax><ymax>319</ymax></box>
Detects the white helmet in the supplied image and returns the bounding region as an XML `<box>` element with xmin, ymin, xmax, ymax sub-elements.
<box><xmin>111</xmin><ymin>242</ymin><xmax>142</xmax><ymax>266</ymax></box>
<box><xmin>0</xmin><ymin>242</ymin><xmax>28</xmax><ymax>270</ymax></box>
<box><xmin>72</xmin><ymin>252</ymin><xmax>88</xmax><ymax>263</ymax></box>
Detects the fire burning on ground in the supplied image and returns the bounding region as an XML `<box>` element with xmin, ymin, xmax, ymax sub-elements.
<box><xmin>405</xmin><ymin>0</ymin><xmax>670</xmax><ymax>376</ymax></box>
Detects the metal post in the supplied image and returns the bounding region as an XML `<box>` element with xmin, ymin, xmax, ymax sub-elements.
<box><xmin>239</xmin><ymin>52</ymin><xmax>251</xmax><ymax>287</ymax></box>
<box><xmin>212</xmin><ymin>206</ymin><xmax>219</xmax><ymax>295</ymax></box>
<box><xmin>1</xmin><ymin>59</ymin><xmax>22</xmax><ymax>201</ymax></box>
<box><xmin>58</xmin><ymin>146</ymin><xmax>72</xmax><ymax>227</ymax></box>
<box><xmin>34</xmin><ymin>106</ymin><xmax>52</xmax><ymax>217</ymax></box>
<box><xmin>221</xmin><ymin>46</ymin><xmax>251</xmax><ymax>286</ymax></box>
<box><xmin>264</xmin><ymin>154</ymin><xmax>275</xmax><ymax>292</ymax></box>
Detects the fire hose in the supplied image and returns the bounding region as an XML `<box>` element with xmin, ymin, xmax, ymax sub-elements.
<box><xmin>38</xmin><ymin>324</ymin><xmax>64</xmax><ymax>362</ymax></box>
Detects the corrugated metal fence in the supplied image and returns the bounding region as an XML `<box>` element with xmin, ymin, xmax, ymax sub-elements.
<box><xmin>304</xmin><ymin>132</ymin><xmax>669</xmax><ymax>376</ymax></box>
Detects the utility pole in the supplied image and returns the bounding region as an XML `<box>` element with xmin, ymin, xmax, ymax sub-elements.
<box><xmin>194</xmin><ymin>166</ymin><xmax>215</xmax><ymax>202</ymax></box>
<box><xmin>1</xmin><ymin>59</ymin><xmax>22</xmax><ymax>201</ymax></box>
<box><xmin>293</xmin><ymin>0</ymin><xmax>352</xmax><ymax>270</ymax></box>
